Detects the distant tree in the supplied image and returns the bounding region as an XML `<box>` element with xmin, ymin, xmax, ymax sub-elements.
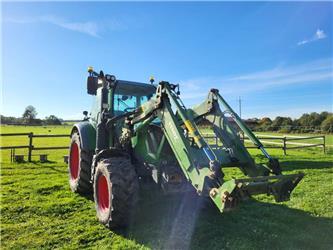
<box><xmin>271</xmin><ymin>116</ymin><xmax>293</xmax><ymax>132</ymax></box>
<box><xmin>44</xmin><ymin>115</ymin><xmax>62</xmax><ymax>125</ymax></box>
<box><xmin>298</xmin><ymin>113</ymin><xmax>311</xmax><ymax>127</ymax></box>
<box><xmin>309</xmin><ymin>112</ymin><xmax>322</xmax><ymax>127</ymax></box>
<box><xmin>22</xmin><ymin>105</ymin><xmax>37</xmax><ymax>124</ymax></box>
<box><xmin>1</xmin><ymin>115</ymin><xmax>18</xmax><ymax>124</ymax></box>
<box><xmin>319</xmin><ymin>111</ymin><xmax>329</xmax><ymax>122</ymax></box>
<box><xmin>257</xmin><ymin>117</ymin><xmax>273</xmax><ymax>131</ymax></box>
<box><xmin>244</xmin><ymin>118</ymin><xmax>259</xmax><ymax>130</ymax></box>
<box><xmin>271</xmin><ymin>117</ymin><xmax>284</xmax><ymax>131</ymax></box>
<box><xmin>321</xmin><ymin>115</ymin><xmax>333</xmax><ymax>133</ymax></box>
<box><xmin>280</xmin><ymin>117</ymin><xmax>293</xmax><ymax>133</ymax></box>
<box><xmin>260</xmin><ymin>117</ymin><xmax>272</xmax><ymax>124</ymax></box>
<box><xmin>32</xmin><ymin>118</ymin><xmax>43</xmax><ymax>125</ymax></box>
<box><xmin>296</xmin><ymin>112</ymin><xmax>331</xmax><ymax>132</ymax></box>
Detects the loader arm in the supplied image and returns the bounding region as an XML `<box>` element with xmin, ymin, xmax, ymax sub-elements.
<box><xmin>124</xmin><ymin>81</ymin><xmax>221</xmax><ymax>192</ymax></box>
<box><xmin>113</xmin><ymin>82</ymin><xmax>303</xmax><ymax>212</ymax></box>
<box><xmin>190</xmin><ymin>89</ymin><xmax>283</xmax><ymax>175</ymax></box>
<box><xmin>188</xmin><ymin>89</ymin><xmax>304</xmax><ymax>210</ymax></box>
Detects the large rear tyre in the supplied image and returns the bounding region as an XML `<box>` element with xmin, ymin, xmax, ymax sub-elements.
<box><xmin>93</xmin><ymin>157</ymin><xmax>139</xmax><ymax>228</ymax></box>
<box><xmin>68</xmin><ymin>132</ymin><xmax>93</xmax><ymax>195</ymax></box>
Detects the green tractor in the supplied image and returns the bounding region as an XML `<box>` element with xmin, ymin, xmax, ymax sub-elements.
<box><xmin>68</xmin><ymin>67</ymin><xmax>303</xmax><ymax>228</ymax></box>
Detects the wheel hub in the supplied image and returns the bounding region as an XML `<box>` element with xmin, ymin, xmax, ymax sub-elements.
<box><xmin>97</xmin><ymin>175</ymin><xmax>110</xmax><ymax>212</ymax></box>
<box><xmin>69</xmin><ymin>142</ymin><xmax>79</xmax><ymax>180</ymax></box>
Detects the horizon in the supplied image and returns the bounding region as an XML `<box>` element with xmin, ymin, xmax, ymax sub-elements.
<box><xmin>0</xmin><ymin>102</ymin><xmax>331</xmax><ymax>122</ymax></box>
<box><xmin>2</xmin><ymin>2</ymin><xmax>332</xmax><ymax>120</ymax></box>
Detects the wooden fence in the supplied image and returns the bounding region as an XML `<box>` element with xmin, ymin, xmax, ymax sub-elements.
<box><xmin>0</xmin><ymin>132</ymin><xmax>70</xmax><ymax>162</ymax></box>
<box><xmin>202</xmin><ymin>134</ymin><xmax>326</xmax><ymax>155</ymax></box>
<box><xmin>0</xmin><ymin>132</ymin><xmax>327</xmax><ymax>162</ymax></box>
<box><xmin>243</xmin><ymin>135</ymin><xmax>325</xmax><ymax>155</ymax></box>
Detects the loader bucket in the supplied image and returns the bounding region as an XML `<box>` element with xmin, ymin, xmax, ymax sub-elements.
<box><xmin>209</xmin><ymin>173</ymin><xmax>304</xmax><ymax>212</ymax></box>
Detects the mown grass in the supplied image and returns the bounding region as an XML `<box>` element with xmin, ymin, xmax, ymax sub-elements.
<box><xmin>1</xmin><ymin>125</ymin><xmax>333</xmax><ymax>249</ymax></box>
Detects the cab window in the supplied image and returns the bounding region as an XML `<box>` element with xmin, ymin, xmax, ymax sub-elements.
<box><xmin>114</xmin><ymin>94</ymin><xmax>137</xmax><ymax>113</ymax></box>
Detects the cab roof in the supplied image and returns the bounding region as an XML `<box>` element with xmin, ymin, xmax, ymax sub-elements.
<box><xmin>115</xmin><ymin>80</ymin><xmax>156</xmax><ymax>96</ymax></box>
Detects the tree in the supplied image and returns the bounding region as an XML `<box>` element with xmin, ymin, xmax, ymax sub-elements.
<box><xmin>44</xmin><ymin>115</ymin><xmax>62</xmax><ymax>125</ymax></box>
<box><xmin>296</xmin><ymin>112</ymin><xmax>330</xmax><ymax>132</ymax></box>
<box><xmin>257</xmin><ymin>117</ymin><xmax>273</xmax><ymax>131</ymax></box>
<box><xmin>321</xmin><ymin>115</ymin><xmax>333</xmax><ymax>133</ymax></box>
<box><xmin>22</xmin><ymin>105</ymin><xmax>37</xmax><ymax>124</ymax></box>
<box><xmin>271</xmin><ymin>116</ymin><xmax>293</xmax><ymax>132</ymax></box>
<box><xmin>260</xmin><ymin>117</ymin><xmax>272</xmax><ymax>124</ymax></box>
<box><xmin>0</xmin><ymin>115</ymin><xmax>21</xmax><ymax>124</ymax></box>
<box><xmin>319</xmin><ymin>111</ymin><xmax>329</xmax><ymax>122</ymax></box>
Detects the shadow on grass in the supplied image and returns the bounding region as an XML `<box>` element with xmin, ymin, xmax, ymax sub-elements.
<box><xmin>281</xmin><ymin>160</ymin><xmax>333</xmax><ymax>171</ymax></box>
<box><xmin>1</xmin><ymin>162</ymin><xmax>67</xmax><ymax>174</ymax></box>
<box><xmin>118</xmin><ymin>191</ymin><xmax>333</xmax><ymax>250</ymax></box>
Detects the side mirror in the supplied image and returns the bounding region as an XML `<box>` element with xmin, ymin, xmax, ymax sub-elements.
<box><xmin>87</xmin><ymin>76</ymin><xmax>98</xmax><ymax>95</ymax></box>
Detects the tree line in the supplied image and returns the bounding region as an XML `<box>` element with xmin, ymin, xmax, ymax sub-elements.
<box><xmin>246</xmin><ymin>111</ymin><xmax>333</xmax><ymax>133</ymax></box>
<box><xmin>1</xmin><ymin>105</ymin><xmax>63</xmax><ymax>125</ymax></box>
<box><xmin>1</xmin><ymin>105</ymin><xmax>332</xmax><ymax>133</ymax></box>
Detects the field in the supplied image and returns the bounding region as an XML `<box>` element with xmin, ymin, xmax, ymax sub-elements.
<box><xmin>1</xmin><ymin>125</ymin><xmax>333</xmax><ymax>249</ymax></box>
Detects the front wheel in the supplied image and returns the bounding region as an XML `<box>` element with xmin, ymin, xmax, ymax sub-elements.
<box><xmin>93</xmin><ymin>157</ymin><xmax>139</xmax><ymax>228</ymax></box>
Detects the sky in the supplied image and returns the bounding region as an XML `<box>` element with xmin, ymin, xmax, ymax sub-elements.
<box><xmin>1</xmin><ymin>1</ymin><xmax>332</xmax><ymax>120</ymax></box>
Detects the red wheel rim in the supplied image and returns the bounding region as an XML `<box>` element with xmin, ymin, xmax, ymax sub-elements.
<box><xmin>97</xmin><ymin>175</ymin><xmax>110</xmax><ymax>212</ymax></box>
<box><xmin>70</xmin><ymin>142</ymin><xmax>79</xmax><ymax>180</ymax></box>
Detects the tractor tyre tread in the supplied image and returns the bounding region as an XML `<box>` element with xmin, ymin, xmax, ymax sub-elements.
<box><xmin>69</xmin><ymin>132</ymin><xmax>93</xmax><ymax>196</ymax></box>
<box><xmin>93</xmin><ymin>157</ymin><xmax>139</xmax><ymax>228</ymax></box>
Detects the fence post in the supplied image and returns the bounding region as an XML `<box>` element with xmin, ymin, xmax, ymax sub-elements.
<box><xmin>28</xmin><ymin>132</ymin><xmax>33</xmax><ymax>162</ymax></box>
<box><xmin>323</xmin><ymin>135</ymin><xmax>326</xmax><ymax>154</ymax></box>
<box><xmin>283</xmin><ymin>136</ymin><xmax>287</xmax><ymax>156</ymax></box>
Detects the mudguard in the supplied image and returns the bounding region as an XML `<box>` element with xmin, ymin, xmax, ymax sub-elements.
<box><xmin>71</xmin><ymin>121</ymin><xmax>96</xmax><ymax>152</ymax></box>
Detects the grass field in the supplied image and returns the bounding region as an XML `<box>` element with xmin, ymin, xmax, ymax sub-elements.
<box><xmin>1</xmin><ymin>125</ymin><xmax>333</xmax><ymax>249</ymax></box>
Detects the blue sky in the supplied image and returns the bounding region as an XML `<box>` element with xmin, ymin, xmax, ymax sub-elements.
<box><xmin>2</xmin><ymin>2</ymin><xmax>332</xmax><ymax>120</ymax></box>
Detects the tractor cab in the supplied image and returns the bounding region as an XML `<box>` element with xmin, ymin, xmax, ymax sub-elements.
<box><xmin>113</xmin><ymin>80</ymin><xmax>156</xmax><ymax>116</ymax></box>
<box><xmin>88</xmin><ymin>76</ymin><xmax>156</xmax><ymax>126</ymax></box>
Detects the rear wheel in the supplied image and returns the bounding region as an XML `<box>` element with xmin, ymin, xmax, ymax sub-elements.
<box><xmin>68</xmin><ymin>132</ymin><xmax>93</xmax><ymax>195</ymax></box>
<box><xmin>93</xmin><ymin>157</ymin><xmax>139</xmax><ymax>228</ymax></box>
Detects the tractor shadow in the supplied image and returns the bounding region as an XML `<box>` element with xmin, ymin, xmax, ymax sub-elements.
<box><xmin>0</xmin><ymin>162</ymin><xmax>67</xmax><ymax>175</ymax></box>
<box><xmin>119</xmin><ymin>191</ymin><xmax>333</xmax><ymax>250</ymax></box>
<box><xmin>280</xmin><ymin>160</ymin><xmax>333</xmax><ymax>171</ymax></box>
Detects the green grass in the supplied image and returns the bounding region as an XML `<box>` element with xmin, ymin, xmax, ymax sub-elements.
<box><xmin>1</xmin><ymin>125</ymin><xmax>333</xmax><ymax>249</ymax></box>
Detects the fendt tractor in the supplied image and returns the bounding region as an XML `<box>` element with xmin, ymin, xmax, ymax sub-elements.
<box><xmin>68</xmin><ymin>67</ymin><xmax>304</xmax><ymax>228</ymax></box>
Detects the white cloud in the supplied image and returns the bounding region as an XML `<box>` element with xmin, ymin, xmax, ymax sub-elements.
<box><xmin>297</xmin><ymin>29</ymin><xmax>327</xmax><ymax>46</ymax></box>
<box><xmin>315</xmin><ymin>29</ymin><xmax>326</xmax><ymax>39</ymax></box>
<box><xmin>178</xmin><ymin>58</ymin><xmax>333</xmax><ymax>100</ymax></box>
<box><xmin>40</xmin><ymin>15</ymin><xmax>100</xmax><ymax>37</ymax></box>
<box><xmin>4</xmin><ymin>15</ymin><xmax>126</xmax><ymax>38</ymax></box>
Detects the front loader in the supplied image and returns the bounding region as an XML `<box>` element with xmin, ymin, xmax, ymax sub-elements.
<box><xmin>68</xmin><ymin>67</ymin><xmax>303</xmax><ymax>228</ymax></box>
